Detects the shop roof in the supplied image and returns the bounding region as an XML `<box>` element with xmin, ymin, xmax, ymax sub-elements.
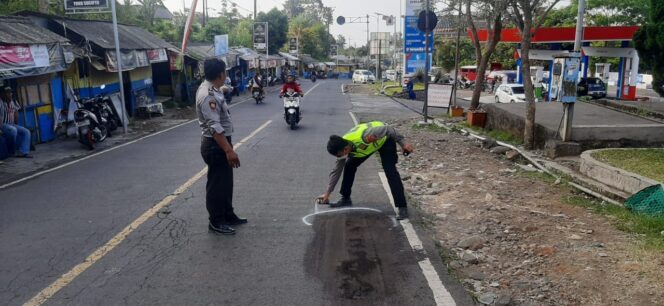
<box><xmin>0</xmin><ymin>16</ymin><xmax>68</xmax><ymax>44</ymax></box>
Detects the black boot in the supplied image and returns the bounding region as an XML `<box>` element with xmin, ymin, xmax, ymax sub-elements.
<box><xmin>396</xmin><ymin>207</ymin><xmax>409</xmax><ymax>220</ymax></box>
<box><xmin>330</xmin><ymin>197</ymin><xmax>353</xmax><ymax>208</ymax></box>
<box><xmin>209</xmin><ymin>223</ymin><xmax>236</xmax><ymax>235</ymax></box>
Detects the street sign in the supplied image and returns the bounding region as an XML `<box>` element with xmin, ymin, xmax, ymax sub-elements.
<box><xmin>253</xmin><ymin>22</ymin><xmax>268</xmax><ymax>51</ymax></box>
<box><xmin>404</xmin><ymin>16</ymin><xmax>433</xmax><ymax>53</ymax></box>
<box><xmin>65</xmin><ymin>0</ymin><xmax>109</xmax><ymax>11</ymax></box>
<box><xmin>336</xmin><ymin>16</ymin><xmax>346</xmax><ymax>25</ymax></box>
<box><xmin>289</xmin><ymin>37</ymin><xmax>298</xmax><ymax>54</ymax></box>
<box><xmin>417</xmin><ymin>10</ymin><xmax>438</xmax><ymax>32</ymax></box>
<box><xmin>330</xmin><ymin>45</ymin><xmax>338</xmax><ymax>56</ymax></box>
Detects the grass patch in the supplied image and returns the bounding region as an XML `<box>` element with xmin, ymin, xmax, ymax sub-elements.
<box><xmin>458</xmin><ymin>122</ymin><xmax>523</xmax><ymax>145</ymax></box>
<box><xmin>592</xmin><ymin>149</ymin><xmax>664</xmax><ymax>182</ymax></box>
<box><xmin>370</xmin><ymin>81</ymin><xmax>424</xmax><ymax>96</ymax></box>
<box><xmin>562</xmin><ymin>193</ymin><xmax>664</xmax><ymax>250</ymax></box>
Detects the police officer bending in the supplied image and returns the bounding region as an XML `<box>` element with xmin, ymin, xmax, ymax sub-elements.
<box><xmin>317</xmin><ymin>121</ymin><xmax>415</xmax><ymax>220</ymax></box>
<box><xmin>197</xmin><ymin>58</ymin><xmax>247</xmax><ymax>235</ymax></box>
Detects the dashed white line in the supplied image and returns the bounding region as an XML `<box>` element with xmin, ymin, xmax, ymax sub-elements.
<box><xmin>378</xmin><ymin>172</ymin><xmax>456</xmax><ymax>306</ymax></box>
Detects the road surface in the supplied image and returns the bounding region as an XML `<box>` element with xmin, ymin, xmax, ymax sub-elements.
<box><xmin>0</xmin><ymin>80</ymin><xmax>472</xmax><ymax>305</ymax></box>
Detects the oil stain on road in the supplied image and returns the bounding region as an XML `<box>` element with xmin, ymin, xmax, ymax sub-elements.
<box><xmin>305</xmin><ymin>211</ymin><xmax>435</xmax><ymax>305</ymax></box>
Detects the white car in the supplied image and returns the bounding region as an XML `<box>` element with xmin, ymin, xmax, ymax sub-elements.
<box><xmin>384</xmin><ymin>70</ymin><xmax>397</xmax><ymax>81</ymax></box>
<box><xmin>494</xmin><ymin>84</ymin><xmax>526</xmax><ymax>103</ymax></box>
<box><xmin>352</xmin><ymin>70</ymin><xmax>376</xmax><ymax>84</ymax></box>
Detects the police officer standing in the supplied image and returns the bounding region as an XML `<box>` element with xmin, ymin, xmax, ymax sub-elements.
<box><xmin>317</xmin><ymin>121</ymin><xmax>414</xmax><ymax>220</ymax></box>
<box><xmin>197</xmin><ymin>58</ymin><xmax>247</xmax><ymax>235</ymax></box>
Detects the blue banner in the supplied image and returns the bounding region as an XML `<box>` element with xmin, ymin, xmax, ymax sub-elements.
<box><xmin>405</xmin><ymin>52</ymin><xmax>432</xmax><ymax>74</ymax></box>
<box><xmin>404</xmin><ymin>16</ymin><xmax>434</xmax><ymax>53</ymax></box>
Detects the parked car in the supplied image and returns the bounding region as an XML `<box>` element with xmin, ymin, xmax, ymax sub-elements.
<box><xmin>352</xmin><ymin>70</ymin><xmax>376</xmax><ymax>84</ymax></box>
<box><xmin>384</xmin><ymin>70</ymin><xmax>397</xmax><ymax>81</ymax></box>
<box><xmin>494</xmin><ymin>84</ymin><xmax>526</xmax><ymax>103</ymax></box>
<box><xmin>577</xmin><ymin>77</ymin><xmax>607</xmax><ymax>99</ymax></box>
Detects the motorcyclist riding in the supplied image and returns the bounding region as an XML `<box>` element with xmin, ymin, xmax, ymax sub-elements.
<box><xmin>251</xmin><ymin>73</ymin><xmax>264</xmax><ymax>97</ymax></box>
<box><xmin>279</xmin><ymin>75</ymin><xmax>304</xmax><ymax>98</ymax></box>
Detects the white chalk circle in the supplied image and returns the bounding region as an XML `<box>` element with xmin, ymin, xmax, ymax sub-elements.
<box><xmin>301</xmin><ymin>207</ymin><xmax>384</xmax><ymax>226</ymax></box>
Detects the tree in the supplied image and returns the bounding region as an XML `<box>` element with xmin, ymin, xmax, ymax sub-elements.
<box><xmin>283</xmin><ymin>0</ymin><xmax>304</xmax><ymax>18</ymax></box>
<box><xmin>193</xmin><ymin>17</ymin><xmax>231</xmax><ymax>42</ymax></box>
<box><xmin>467</xmin><ymin>0</ymin><xmax>510</xmax><ymax>110</ymax></box>
<box><xmin>634</xmin><ymin>0</ymin><xmax>664</xmax><ymax>97</ymax></box>
<box><xmin>435</xmin><ymin>39</ymin><xmax>475</xmax><ymax>72</ymax></box>
<box><xmin>256</xmin><ymin>8</ymin><xmax>289</xmax><ymax>54</ymax></box>
<box><xmin>137</xmin><ymin>0</ymin><xmax>164</xmax><ymax>26</ymax></box>
<box><xmin>229</xmin><ymin>18</ymin><xmax>254</xmax><ymax>47</ymax></box>
<box><xmin>336</xmin><ymin>35</ymin><xmax>346</xmax><ymax>49</ymax></box>
<box><xmin>509</xmin><ymin>0</ymin><xmax>560</xmax><ymax>149</ymax></box>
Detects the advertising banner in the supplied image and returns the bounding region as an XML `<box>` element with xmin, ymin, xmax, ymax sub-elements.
<box><xmin>427</xmin><ymin>84</ymin><xmax>452</xmax><ymax>107</ymax></box>
<box><xmin>0</xmin><ymin>45</ymin><xmax>50</xmax><ymax>71</ymax></box>
<box><xmin>253</xmin><ymin>23</ymin><xmax>268</xmax><ymax>51</ymax></box>
<box><xmin>288</xmin><ymin>37</ymin><xmax>298</xmax><ymax>54</ymax></box>
<box><xmin>404</xmin><ymin>52</ymin><xmax>432</xmax><ymax>74</ymax></box>
<box><xmin>147</xmin><ymin>49</ymin><xmax>168</xmax><ymax>63</ymax></box>
<box><xmin>214</xmin><ymin>34</ymin><xmax>229</xmax><ymax>56</ymax></box>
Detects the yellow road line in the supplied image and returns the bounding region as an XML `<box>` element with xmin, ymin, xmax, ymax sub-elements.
<box><xmin>24</xmin><ymin>119</ymin><xmax>273</xmax><ymax>306</ymax></box>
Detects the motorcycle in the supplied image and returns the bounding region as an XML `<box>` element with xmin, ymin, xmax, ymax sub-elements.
<box><xmin>282</xmin><ymin>89</ymin><xmax>301</xmax><ymax>130</ymax></box>
<box><xmin>252</xmin><ymin>87</ymin><xmax>264</xmax><ymax>104</ymax></box>
<box><xmin>311</xmin><ymin>74</ymin><xmax>317</xmax><ymax>83</ymax></box>
<box><xmin>223</xmin><ymin>79</ymin><xmax>234</xmax><ymax>104</ymax></box>
<box><xmin>74</xmin><ymin>95</ymin><xmax>110</xmax><ymax>150</ymax></box>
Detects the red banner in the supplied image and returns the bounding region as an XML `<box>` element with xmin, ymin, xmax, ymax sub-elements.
<box><xmin>0</xmin><ymin>45</ymin><xmax>39</xmax><ymax>70</ymax></box>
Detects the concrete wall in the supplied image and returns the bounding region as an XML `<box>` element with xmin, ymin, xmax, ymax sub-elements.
<box><xmin>484</xmin><ymin>104</ymin><xmax>555</xmax><ymax>149</ymax></box>
<box><xmin>573</xmin><ymin>124</ymin><xmax>664</xmax><ymax>145</ymax></box>
<box><xmin>580</xmin><ymin>149</ymin><xmax>662</xmax><ymax>195</ymax></box>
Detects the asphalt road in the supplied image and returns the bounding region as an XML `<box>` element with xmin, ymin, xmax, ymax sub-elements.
<box><xmin>0</xmin><ymin>80</ymin><xmax>472</xmax><ymax>305</ymax></box>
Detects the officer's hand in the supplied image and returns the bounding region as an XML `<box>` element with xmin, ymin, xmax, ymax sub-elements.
<box><xmin>226</xmin><ymin>150</ymin><xmax>241</xmax><ymax>168</ymax></box>
<box><xmin>403</xmin><ymin>143</ymin><xmax>415</xmax><ymax>155</ymax></box>
<box><xmin>315</xmin><ymin>193</ymin><xmax>330</xmax><ymax>204</ymax></box>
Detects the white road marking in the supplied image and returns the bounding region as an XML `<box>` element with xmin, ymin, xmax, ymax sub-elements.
<box><xmin>349</xmin><ymin>111</ymin><xmax>359</xmax><ymax>125</ymax></box>
<box><xmin>378</xmin><ymin>172</ymin><xmax>456</xmax><ymax>306</ymax></box>
<box><xmin>301</xmin><ymin>207</ymin><xmax>384</xmax><ymax>226</ymax></box>
<box><xmin>304</xmin><ymin>81</ymin><xmax>323</xmax><ymax>95</ymax></box>
<box><xmin>23</xmin><ymin>119</ymin><xmax>273</xmax><ymax>306</ymax></box>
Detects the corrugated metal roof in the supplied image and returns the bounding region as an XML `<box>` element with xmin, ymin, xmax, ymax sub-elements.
<box><xmin>0</xmin><ymin>16</ymin><xmax>68</xmax><ymax>44</ymax></box>
<box><xmin>50</xmin><ymin>18</ymin><xmax>176</xmax><ymax>50</ymax></box>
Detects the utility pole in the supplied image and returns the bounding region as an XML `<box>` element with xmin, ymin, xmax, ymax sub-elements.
<box><xmin>254</xmin><ymin>0</ymin><xmax>257</xmax><ymax>19</ymax></box>
<box><xmin>422</xmin><ymin>0</ymin><xmax>431</xmax><ymax>123</ymax></box>
<box><xmin>111</xmin><ymin>0</ymin><xmax>127</xmax><ymax>134</ymax></box>
<box><xmin>562</xmin><ymin>0</ymin><xmax>585</xmax><ymax>141</ymax></box>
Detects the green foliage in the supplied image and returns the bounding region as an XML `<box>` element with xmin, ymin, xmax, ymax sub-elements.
<box><xmin>256</xmin><ymin>8</ymin><xmax>289</xmax><ymax>55</ymax></box>
<box><xmin>288</xmin><ymin>15</ymin><xmax>331</xmax><ymax>59</ymax></box>
<box><xmin>543</xmin><ymin>0</ymin><xmax>649</xmax><ymax>26</ymax></box>
<box><xmin>489</xmin><ymin>43</ymin><xmax>517</xmax><ymax>70</ymax></box>
<box><xmin>229</xmin><ymin>19</ymin><xmax>254</xmax><ymax>47</ymax></box>
<box><xmin>634</xmin><ymin>0</ymin><xmax>664</xmax><ymax>96</ymax></box>
<box><xmin>434</xmin><ymin>39</ymin><xmax>475</xmax><ymax>72</ymax></box>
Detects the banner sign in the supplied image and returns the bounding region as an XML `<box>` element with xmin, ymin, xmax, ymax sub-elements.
<box><xmin>404</xmin><ymin>16</ymin><xmax>433</xmax><ymax>52</ymax></box>
<box><xmin>404</xmin><ymin>0</ymin><xmax>425</xmax><ymax>16</ymax></box>
<box><xmin>214</xmin><ymin>34</ymin><xmax>229</xmax><ymax>56</ymax></box>
<box><xmin>253</xmin><ymin>22</ymin><xmax>268</xmax><ymax>51</ymax></box>
<box><xmin>427</xmin><ymin>84</ymin><xmax>452</xmax><ymax>107</ymax></box>
<box><xmin>106</xmin><ymin>50</ymin><xmax>150</xmax><ymax>72</ymax></box>
<box><xmin>65</xmin><ymin>0</ymin><xmax>109</xmax><ymax>11</ymax></box>
<box><xmin>289</xmin><ymin>37</ymin><xmax>298</xmax><ymax>54</ymax></box>
<box><xmin>0</xmin><ymin>44</ymin><xmax>67</xmax><ymax>80</ymax></box>
<box><xmin>405</xmin><ymin>52</ymin><xmax>432</xmax><ymax>74</ymax></box>
<box><xmin>0</xmin><ymin>45</ymin><xmax>50</xmax><ymax>71</ymax></box>
<box><xmin>147</xmin><ymin>49</ymin><xmax>168</xmax><ymax>63</ymax></box>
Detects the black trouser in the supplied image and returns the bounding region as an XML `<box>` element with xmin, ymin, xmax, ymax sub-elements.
<box><xmin>339</xmin><ymin>138</ymin><xmax>407</xmax><ymax>208</ymax></box>
<box><xmin>201</xmin><ymin>136</ymin><xmax>237</xmax><ymax>225</ymax></box>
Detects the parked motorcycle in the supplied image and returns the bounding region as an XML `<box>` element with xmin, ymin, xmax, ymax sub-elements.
<box><xmin>74</xmin><ymin>96</ymin><xmax>109</xmax><ymax>150</ymax></box>
<box><xmin>282</xmin><ymin>89</ymin><xmax>301</xmax><ymax>130</ymax></box>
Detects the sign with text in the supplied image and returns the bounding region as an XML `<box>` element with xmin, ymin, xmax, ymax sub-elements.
<box><xmin>427</xmin><ymin>84</ymin><xmax>452</xmax><ymax>107</ymax></box>
<box><xmin>330</xmin><ymin>45</ymin><xmax>338</xmax><ymax>56</ymax></box>
<box><xmin>289</xmin><ymin>37</ymin><xmax>298</xmax><ymax>53</ymax></box>
<box><xmin>0</xmin><ymin>45</ymin><xmax>50</xmax><ymax>71</ymax></box>
<box><xmin>404</xmin><ymin>16</ymin><xmax>433</xmax><ymax>53</ymax></box>
<box><xmin>404</xmin><ymin>52</ymin><xmax>431</xmax><ymax>74</ymax></box>
<box><xmin>253</xmin><ymin>22</ymin><xmax>268</xmax><ymax>51</ymax></box>
<box><xmin>65</xmin><ymin>0</ymin><xmax>109</xmax><ymax>11</ymax></box>
<box><xmin>147</xmin><ymin>49</ymin><xmax>168</xmax><ymax>63</ymax></box>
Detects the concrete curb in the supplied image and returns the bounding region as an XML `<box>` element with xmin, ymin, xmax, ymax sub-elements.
<box><xmin>579</xmin><ymin>149</ymin><xmax>662</xmax><ymax>195</ymax></box>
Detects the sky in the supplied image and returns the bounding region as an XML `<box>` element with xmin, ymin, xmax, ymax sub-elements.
<box><xmin>162</xmin><ymin>0</ymin><xmax>404</xmax><ymax>47</ymax></box>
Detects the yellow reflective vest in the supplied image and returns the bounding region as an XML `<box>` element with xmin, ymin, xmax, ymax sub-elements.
<box><xmin>342</xmin><ymin>121</ymin><xmax>387</xmax><ymax>158</ymax></box>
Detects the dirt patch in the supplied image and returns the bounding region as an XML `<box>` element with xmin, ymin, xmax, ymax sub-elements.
<box><xmin>344</xmin><ymin>84</ymin><xmax>377</xmax><ymax>95</ymax></box>
<box><xmin>304</xmin><ymin>211</ymin><xmax>434</xmax><ymax>305</ymax></box>
<box><xmin>392</xmin><ymin>120</ymin><xmax>664</xmax><ymax>305</ymax></box>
